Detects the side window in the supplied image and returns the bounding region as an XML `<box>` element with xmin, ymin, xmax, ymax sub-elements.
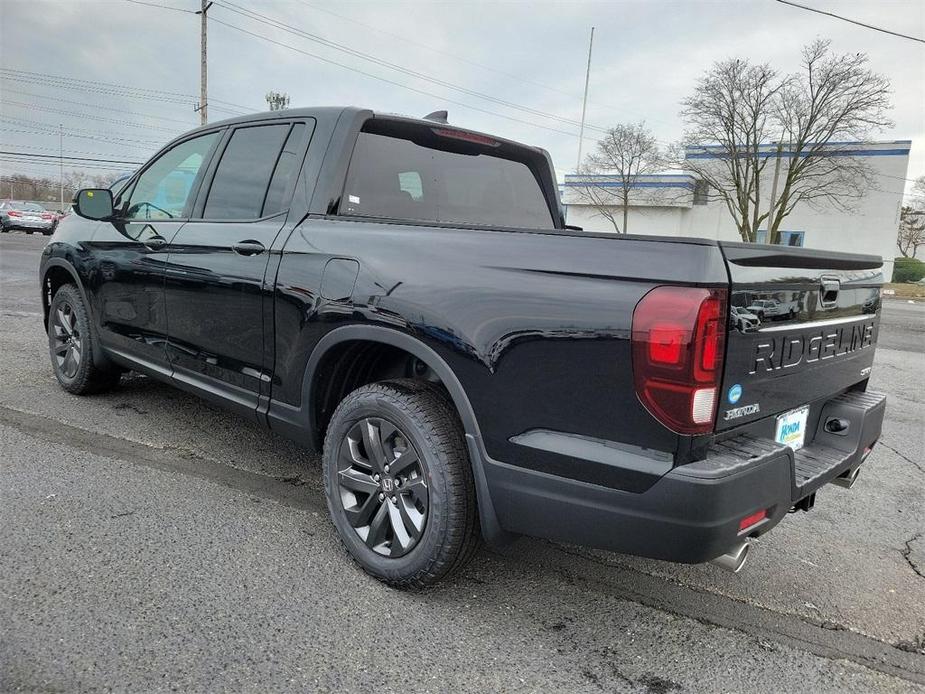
<box><xmin>202</xmin><ymin>124</ymin><xmax>292</xmax><ymax>220</ymax></box>
<box><xmin>125</xmin><ymin>132</ymin><xmax>219</xmax><ymax>220</ymax></box>
<box><xmin>262</xmin><ymin>123</ymin><xmax>307</xmax><ymax>217</ymax></box>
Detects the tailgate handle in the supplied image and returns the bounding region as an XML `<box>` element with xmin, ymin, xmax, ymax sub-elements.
<box><xmin>820</xmin><ymin>276</ymin><xmax>840</xmax><ymax>308</ymax></box>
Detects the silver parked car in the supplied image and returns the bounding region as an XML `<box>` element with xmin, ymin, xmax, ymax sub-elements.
<box><xmin>0</xmin><ymin>201</ymin><xmax>56</xmax><ymax>235</ymax></box>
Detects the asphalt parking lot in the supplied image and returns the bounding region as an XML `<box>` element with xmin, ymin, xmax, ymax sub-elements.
<box><xmin>1</xmin><ymin>231</ymin><xmax>923</xmax><ymax>693</ymax></box>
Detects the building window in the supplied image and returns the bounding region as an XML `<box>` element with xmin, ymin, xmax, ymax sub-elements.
<box><xmin>756</xmin><ymin>230</ymin><xmax>804</xmax><ymax>247</ymax></box>
<box><xmin>692</xmin><ymin>179</ymin><xmax>709</xmax><ymax>205</ymax></box>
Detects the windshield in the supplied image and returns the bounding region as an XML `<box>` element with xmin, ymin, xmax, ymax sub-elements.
<box><xmin>341</xmin><ymin>123</ymin><xmax>556</xmax><ymax>229</ymax></box>
<box><xmin>12</xmin><ymin>202</ymin><xmax>44</xmax><ymax>212</ymax></box>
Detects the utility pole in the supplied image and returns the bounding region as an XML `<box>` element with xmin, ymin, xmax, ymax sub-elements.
<box><xmin>575</xmin><ymin>26</ymin><xmax>595</xmax><ymax>173</ymax></box>
<box><xmin>59</xmin><ymin>124</ymin><xmax>64</xmax><ymax>209</ymax></box>
<box><xmin>195</xmin><ymin>1</ymin><xmax>212</xmax><ymax>125</ymax></box>
<box><xmin>765</xmin><ymin>141</ymin><xmax>784</xmax><ymax>244</ymax></box>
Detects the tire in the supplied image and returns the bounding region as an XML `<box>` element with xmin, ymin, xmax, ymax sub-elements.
<box><xmin>47</xmin><ymin>284</ymin><xmax>121</xmax><ymax>395</ymax></box>
<box><xmin>322</xmin><ymin>379</ymin><xmax>480</xmax><ymax>587</ymax></box>
<box><xmin>26</xmin><ymin>229</ymin><xmax>34</xmax><ymax>235</ymax></box>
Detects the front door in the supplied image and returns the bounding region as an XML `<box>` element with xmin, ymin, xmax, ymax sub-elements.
<box><xmin>89</xmin><ymin>130</ymin><xmax>221</xmax><ymax>374</ymax></box>
<box><xmin>164</xmin><ymin>121</ymin><xmax>310</xmax><ymax>418</ymax></box>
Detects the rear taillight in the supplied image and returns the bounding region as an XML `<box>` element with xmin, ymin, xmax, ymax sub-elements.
<box><xmin>41</xmin><ymin>212</ymin><xmax>53</xmax><ymax>219</ymax></box>
<box><xmin>632</xmin><ymin>286</ymin><xmax>727</xmax><ymax>434</ymax></box>
<box><xmin>7</xmin><ymin>210</ymin><xmax>22</xmax><ymax>217</ymax></box>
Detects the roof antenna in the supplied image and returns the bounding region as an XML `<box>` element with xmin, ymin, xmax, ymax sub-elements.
<box><xmin>423</xmin><ymin>110</ymin><xmax>448</xmax><ymax>124</ymax></box>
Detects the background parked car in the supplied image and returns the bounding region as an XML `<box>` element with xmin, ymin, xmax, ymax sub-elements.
<box><xmin>730</xmin><ymin>305</ymin><xmax>760</xmax><ymax>331</ymax></box>
<box><xmin>0</xmin><ymin>200</ymin><xmax>56</xmax><ymax>235</ymax></box>
<box><xmin>746</xmin><ymin>297</ymin><xmax>798</xmax><ymax>320</ymax></box>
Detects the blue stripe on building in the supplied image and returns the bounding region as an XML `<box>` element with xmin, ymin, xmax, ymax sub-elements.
<box><xmin>562</xmin><ymin>181</ymin><xmax>694</xmax><ymax>189</ymax></box>
<box><xmin>686</xmin><ymin>148</ymin><xmax>910</xmax><ymax>159</ymax></box>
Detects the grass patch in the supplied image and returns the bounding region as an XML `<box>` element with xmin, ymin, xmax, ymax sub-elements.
<box><xmin>883</xmin><ymin>283</ymin><xmax>925</xmax><ymax>300</ymax></box>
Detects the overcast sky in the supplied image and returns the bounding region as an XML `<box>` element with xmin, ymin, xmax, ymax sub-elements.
<box><xmin>1</xmin><ymin>0</ymin><xmax>922</xmax><ymax>196</ymax></box>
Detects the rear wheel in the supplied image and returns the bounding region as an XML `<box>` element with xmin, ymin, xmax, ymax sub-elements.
<box><xmin>48</xmin><ymin>284</ymin><xmax>121</xmax><ymax>394</ymax></box>
<box><xmin>322</xmin><ymin>379</ymin><xmax>479</xmax><ymax>587</ymax></box>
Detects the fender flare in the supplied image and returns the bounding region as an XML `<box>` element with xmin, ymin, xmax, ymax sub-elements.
<box><xmin>41</xmin><ymin>257</ymin><xmax>112</xmax><ymax>370</ymax></box>
<box><xmin>40</xmin><ymin>257</ymin><xmax>90</xmax><ymax>326</ymax></box>
<box><xmin>303</xmin><ymin>324</ymin><xmax>511</xmax><ymax>545</ymax></box>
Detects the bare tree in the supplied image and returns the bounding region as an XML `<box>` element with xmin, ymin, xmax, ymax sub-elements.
<box><xmin>570</xmin><ymin>122</ymin><xmax>665</xmax><ymax>234</ymax></box>
<box><xmin>680</xmin><ymin>40</ymin><xmax>892</xmax><ymax>243</ymax></box>
<box><xmin>1</xmin><ymin>170</ymin><xmax>125</xmax><ymax>206</ymax></box>
<box><xmin>897</xmin><ymin>177</ymin><xmax>925</xmax><ymax>258</ymax></box>
<box><xmin>897</xmin><ymin>207</ymin><xmax>925</xmax><ymax>258</ymax></box>
<box><xmin>909</xmin><ymin>175</ymin><xmax>925</xmax><ymax>211</ymax></box>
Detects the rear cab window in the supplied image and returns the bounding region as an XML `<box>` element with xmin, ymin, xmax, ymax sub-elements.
<box><xmin>201</xmin><ymin>120</ymin><xmax>312</xmax><ymax>221</ymax></box>
<box><xmin>339</xmin><ymin>119</ymin><xmax>558</xmax><ymax>230</ymax></box>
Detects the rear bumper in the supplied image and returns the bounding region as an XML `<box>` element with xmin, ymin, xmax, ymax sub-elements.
<box><xmin>7</xmin><ymin>220</ymin><xmax>54</xmax><ymax>231</ymax></box>
<box><xmin>482</xmin><ymin>390</ymin><xmax>885</xmax><ymax>563</ymax></box>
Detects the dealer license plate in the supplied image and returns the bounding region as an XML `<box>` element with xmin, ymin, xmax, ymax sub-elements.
<box><xmin>775</xmin><ymin>406</ymin><xmax>809</xmax><ymax>450</ymax></box>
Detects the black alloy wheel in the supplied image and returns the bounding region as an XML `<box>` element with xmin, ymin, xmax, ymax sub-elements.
<box><xmin>322</xmin><ymin>379</ymin><xmax>480</xmax><ymax>587</ymax></box>
<box><xmin>337</xmin><ymin>417</ymin><xmax>429</xmax><ymax>558</ymax></box>
<box><xmin>51</xmin><ymin>300</ymin><xmax>83</xmax><ymax>380</ymax></box>
<box><xmin>47</xmin><ymin>283</ymin><xmax>121</xmax><ymax>394</ymax></box>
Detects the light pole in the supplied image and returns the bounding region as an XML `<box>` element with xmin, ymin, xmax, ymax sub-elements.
<box><xmin>59</xmin><ymin>123</ymin><xmax>64</xmax><ymax>209</ymax></box>
<box><xmin>575</xmin><ymin>26</ymin><xmax>595</xmax><ymax>173</ymax></box>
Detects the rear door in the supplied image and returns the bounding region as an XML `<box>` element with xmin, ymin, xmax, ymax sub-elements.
<box><xmin>163</xmin><ymin>120</ymin><xmax>312</xmax><ymax>418</ymax></box>
<box><xmin>717</xmin><ymin>243</ymin><xmax>882</xmax><ymax>433</ymax></box>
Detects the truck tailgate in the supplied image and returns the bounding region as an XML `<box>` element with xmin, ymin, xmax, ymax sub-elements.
<box><xmin>716</xmin><ymin>243</ymin><xmax>883</xmax><ymax>432</ymax></box>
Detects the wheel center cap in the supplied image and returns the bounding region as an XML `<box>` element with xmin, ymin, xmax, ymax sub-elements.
<box><xmin>381</xmin><ymin>477</ymin><xmax>394</xmax><ymax>493</ymax></box>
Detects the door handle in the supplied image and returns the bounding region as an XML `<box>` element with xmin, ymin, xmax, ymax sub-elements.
<box><xmin>232</xmin><ymin>240</ymin><xmax>266</xmax><ymax>256</ymax></box>
<box><xmin>143</xmin><ymin>235</ymin><xmax>167</xmax><ymax>251</ymax></box>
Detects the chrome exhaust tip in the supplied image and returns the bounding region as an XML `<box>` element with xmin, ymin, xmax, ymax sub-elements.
<box><xmin>710</xmin><ymin>541</ymin><xmax>750</xmax><ymax>573</ymax></box>
<box><xmin>833</xmin><ymin>466</ymin><xmax>861</xmax><ymax>489</ymax></box>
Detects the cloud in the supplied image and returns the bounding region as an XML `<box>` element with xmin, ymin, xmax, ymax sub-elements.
<box><xmin>1</xmin><ymin>0</ymin><xmax>922</xmax><ymax>192</ymax></box>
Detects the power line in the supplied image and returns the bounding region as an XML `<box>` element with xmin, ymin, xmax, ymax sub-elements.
<box><xmin>124</xmin><ymin>0</ymin><xmax>196</xmax><ymax>13</ymax></box>
<box><xmin>299</xmin><ymin>1</ymin><xmax>679</xmax><ymax>133</ymax></box>
<box><xmin>0</xmin><ymin>142</ymin><xmax>141</xmax><ymax>159</ymax></box>
<box><xmin>0</xmin><ymin>116</ymin><xmax>163</xmax><ymax>148</ymax></box>
<box><xmin>1</xmin><ymin>99</ymin><xmax>183</xmax><ymax>134</ymax></box>
<box><xmin>774</xmin><ymin>0</ymin><xmax>925</xmax><ymax>44</ymax></box>
<box><xmin>124</xmin><ymin>0</ymin><xmax>673</xmax><ymax>142</ymax></box>
<box><xmin>299</xmin><ymin>0</ymin><xmax>676</xmax><ymax>131</ymax></box>
<box><xmin>0</xmin><ymin>151</ymin><xmax>144</xmax><ymax>165</ymax></box>
<box><xmin>1</xmin><ymin>88</ymin><xmax>199</xmax><ymax>127</ymax></box>
<box><xmin>296</xmin><ymin>0</ymin><xmax>580</xmax><ymax>101</ymax></box>
<box><xmin>0</xmin><ymin>157</ymin><xmax>131</xmax><ymax>173</ymax></box>
<box><xmin>215</xmin><ymin>0</ymin><xmax>609</xmax><ymax>133</ymax></box>
<box><xmin>0</xmin><ymin>68</ymin><xmax>253</xmax><ymax>113</ymax></box>
<box><xmin>208</xmin><ymin>14</ymin><xmax>598</xmax><ymax>142</ymax></box>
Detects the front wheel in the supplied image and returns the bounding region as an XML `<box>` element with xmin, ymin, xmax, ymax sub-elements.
<box><xmin>48</xmin><ymin>284</ymin><xmax>121</xmax><ymax>394</ymax></box>
<box><xmin>322</xmin><ymin>379</ymin><xmax>480</xmax><ymax>587</ymax></box>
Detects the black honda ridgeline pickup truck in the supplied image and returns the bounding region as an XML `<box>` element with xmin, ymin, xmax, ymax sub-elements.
<box><xmin>40</xmin><ymin>107</ymin><xmax>885</xmax><ymax>586</ymax></box>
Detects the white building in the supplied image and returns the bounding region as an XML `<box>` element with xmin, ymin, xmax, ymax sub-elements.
<box><xmin>562</xmin><ymin>140</ymin><xmax>911</xmax><ymax>279</ymax></box>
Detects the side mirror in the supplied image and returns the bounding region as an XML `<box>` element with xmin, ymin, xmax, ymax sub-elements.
<box><xmin>74</xmin><ymin>188</ymin><xmax>114</xmax><ymax>220</ymax></box>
